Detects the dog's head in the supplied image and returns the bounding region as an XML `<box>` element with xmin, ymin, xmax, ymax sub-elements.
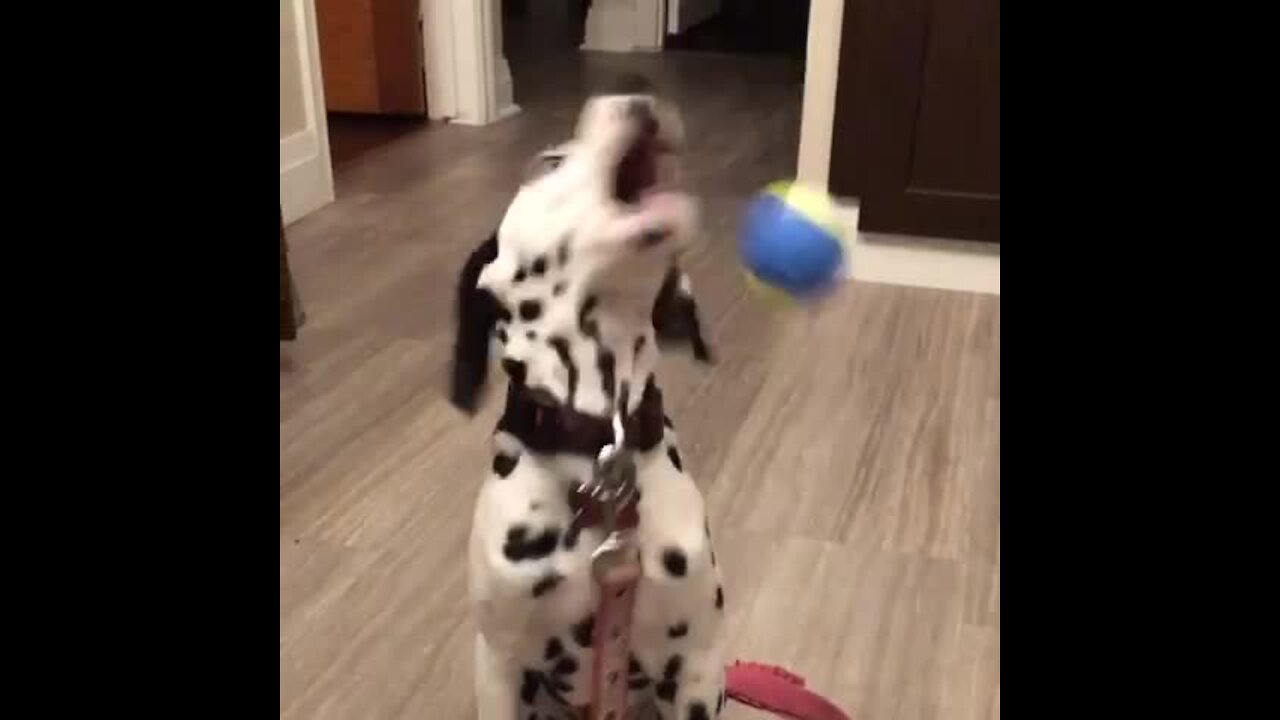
<box><xmin>450</xmin><ymin>76</ymin><xmax>713</xmax><ymax>417</ymax></box>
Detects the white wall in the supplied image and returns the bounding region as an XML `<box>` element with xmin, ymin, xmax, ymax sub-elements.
<box><xmin>279</xmin><ymin>0</ymin><xmax>335</xmax><ymax>224</ymax></box>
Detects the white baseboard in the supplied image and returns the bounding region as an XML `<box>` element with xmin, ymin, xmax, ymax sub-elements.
<box><xmin>280</xmin><ymin>129</ymin><xmax>335</xmax><ymax>225</ymax></box>
<box><xmin>835</xmin><ymin>203</ymin><xmax>1001</xmax><ymax>295</ymax></box>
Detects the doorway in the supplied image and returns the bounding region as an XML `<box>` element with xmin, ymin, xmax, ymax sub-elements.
<box><xmin>664</xmin><ymin>0</ymin><xmax>810</xmax><ymax>56</ymax></box>
<box><xmin>502</xmin><ymin>0</ymin><xmax>590</xmax><ymax>108</ymax></box>
<box><xmin>314</xmin><ymin>0</ymin><xmax>431</xmax><ymax>169</ymax></box>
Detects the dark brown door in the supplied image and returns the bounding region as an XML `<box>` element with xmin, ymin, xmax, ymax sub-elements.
<box><xmin>315</xmin><ymin>0</ymin><xmax>427</xmax><ymax>116</ymax></box>
<box><xmin>830</xmin><ymin>0</ymin><xmax>1000</xmax><ymax>243</ymax></box>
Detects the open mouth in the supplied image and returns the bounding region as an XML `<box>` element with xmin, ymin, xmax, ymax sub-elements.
<box><xmin>613</xmin><ymin>120</ymin><xmax>667</xmax><ymax>205</ymax></box>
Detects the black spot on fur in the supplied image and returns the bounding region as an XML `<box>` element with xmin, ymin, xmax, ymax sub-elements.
<box><xmin>663</xmin><ymin>548</ymin><xmax>688</xmax><ymax>577</ymax></box>
<box><xmin>656</xmin><ymin>654</ymin><xmax>684</xmax><ymax>700</ymax></box>
<box><xmin>544</xmin><ymin>673</ymin><xmax>572</xmax><ymax>701</ymax></box>
<box><xmin>668</xmin><ymin>621</ymin><xmax>689</xmax><ymax>638</ymax></box>
<box><xmin>688</xmin><ymin>701</ymin><xmax>710</xmax><ymax>720</ymax></box>
<box><xmin>532</xmin><ymin>573</ymin><xmax>563</xmax><ymax>597</ymax></box>
<box><xmin>552</xmin><ymin>656</ymin><xmax>578</xmax><ymax>676</ymax></box>
<box><xmin>664</xmin><ymin>655</ymin><xmax>683</xmax><ymax>680</ymax></box>
<box><xmin>663</xmin><ymin>414</ymin><xmax>675</xmax><ymax>428</ymax></box>
<box><xmin>711</xmin><ymin>550</ymin><xmax>717</xmax><ymax>567</ymax></box>
<box><xmin>521</xmin><ymin>670</ymin><xmax>541</xmax><ymax>704</ymax></box>
<box><xmin>629</xmin><ymin>656</ymin><xmax>645</xmax><ymax>675</ymax></box>
<box><xmin>656</xmin><ymin>680</ymin><xmax>678</xmax><ymax>702</ymax></box>
<box><xmin>630</xmin><ymin>677</ymin><xmax>652</xmax><ymax>690</ymax></box>
<box><xmin>618</xmin><ymin>380</ymin><xmax>631</xmax><ymax>414</ymax></box>
<box><xmin>496</xmin><ymin>303</ymin><xmax>513</xmax><ymax>323</ymax></box>
<box><xmin>519</xmin><ymin>300</ymin><xmax>543</xmax><ymax>321</ymax></box>
<box><xmin>667</xmin><ymin>445</ymin><xmax>684</xmax><ymax>471</ymax></box>
<box><xmin>514</xmin><ymin>268</ymin><xmax>528</xmax><ymax>283</ymax></box>
<box><xmin>504</xmin><ymin>525</ymin><xmax>561</xmax><ymax>562</ymax></box>
<box><xmin>640</xmin><ymin>229</ymin><xmax>669</xmax><ymax>248</ymax></box>
<box><xmin>557</xmin><ymin>240</ymin><xmax>571</xmax><ymax>266</ymax></box>
<box><xmin>531</xmin><ymin>256</ymin><xmax>548</xmax><ymax>276</ymax></box>
<box><xmin>545</xmin><ymin>637</ymin><xmax>564</xmax><ymax>660</ymax></box>
<box><xmin>562</xmin><ymin>521</ymin><xmax>582</xmax><ymax>550</ymax></box>
<box><xmin>578</xmin><ymin>295</ymin><xmax>600</xmax><ymax>338</ymax></box>
<box><xmin>572</xmin><ymin>614</ymin><xmax>595</xmax><ymax>648</ymax></box>
<box><xmin>553</xmin><ymin>282</ymin><xmax>567</xmax><ymax>296</ymax></box>
<box><xmin>502</xmin><ymin>358</ymin><xmax>527</xmax><ymax>385</ymax></box>
<box><xmin>493</xmin><ymin>453</ymin><xmax>520</xmax><ymax>477</ymax></box>
<box><xmin>495</xmin><ymin>326</ymin><xmax>508</xmax><ymax>344</ymax></box>
<box><xmin>598</xmin><ymin>348</ymin><xmax>617</xmax><ymax>401</ymax></box>
<box><xmin>526</xmin><ymin>330</ymin><xmax>537</xmax><ymax>341</ymax></box>
<box><xmin>549</xmin><ymin>337</ymin><xmax>578</xmax><ymax>405</ymax></box>
<box><xmin>635</xmin><ymin>335</ymin><xmax>647</xmax><ymax>356</ymax></box>
<box><xmin>655</xmin><ymin>653</ymin><xmax>686</xmax><ymax>696</ymax></box>
<box><xmin>715</xmin><ymin>586</ymin><xmax>724</xmax><ymax>610</ymax></box>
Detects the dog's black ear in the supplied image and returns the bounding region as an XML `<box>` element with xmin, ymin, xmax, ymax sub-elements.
<box><xmin>450</xmin><ymin>233</ymin><xmax>501</xmax><ymax>413</ymax></box>
<box><xmin>651</xmin><ymin>266</ymin><xmax>714</xmax><ymax>364</ymax></box>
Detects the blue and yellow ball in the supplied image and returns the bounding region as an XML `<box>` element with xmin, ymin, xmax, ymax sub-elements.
<box><xmin>739</xmin><ymin>181</ymin><xmax>848</xmax><ymax>303</ymax></box>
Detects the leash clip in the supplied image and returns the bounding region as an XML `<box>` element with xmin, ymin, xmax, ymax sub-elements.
<box><xmin>576</xmin><ymin>411</ymin><xmax>637</xmax><ymax>545</ymax></box>
<box><xmin>585</xmin><ymin>411</ymin><xmax>643</xmax><ymax>720</ymax></box>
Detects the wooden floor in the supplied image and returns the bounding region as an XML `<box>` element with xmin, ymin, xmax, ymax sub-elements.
<box><xmin>326</xmin><ymin>113</ymin><xmax>428</xmax><ymax>169</ymax></box>
<box><xmin>281</xmin><ymin>52</ymin><xmax>999</xmax><ymax>720</ymax></box>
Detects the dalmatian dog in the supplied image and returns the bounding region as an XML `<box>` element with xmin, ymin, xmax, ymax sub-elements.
<box><xmin>449</xmin><ymin>76</ymin><xmax>725</xmax><ymax>720</ymax></box>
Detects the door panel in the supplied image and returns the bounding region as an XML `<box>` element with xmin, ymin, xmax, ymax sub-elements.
<box><xmin>315</xmin><ymin>0</ymin><xmax>427</xmax><ymax>116</ymax></box>
<box><xmin>830</xmin><ymin>0</ymin><xmax>1000</xmax><ymax>243</ymax></box>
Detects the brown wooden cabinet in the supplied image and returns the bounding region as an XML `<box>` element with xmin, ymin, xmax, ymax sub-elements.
<box><xmin>830</xmin><ymin>0</ymin><xmax>1000</xmax><ymax>243</ymax></box>
<box><xmin>315</xmin><ymin>0</ymin><xmax>427</xmax><ymax>116</ymax></box>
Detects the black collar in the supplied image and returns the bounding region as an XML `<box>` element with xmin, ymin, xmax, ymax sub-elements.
<box><xmin>495</xmin><ymin>377</ymin><xmax>666</xmax><ymax>458</ymax></box>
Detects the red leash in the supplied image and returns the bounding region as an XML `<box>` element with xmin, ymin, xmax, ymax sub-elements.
<box><xmin>724</xmin><ymin>661</ymin><xmax>851</xmax><ymax>720</ymax></box>
<box><xmin>577</xmin><ymin>422</ymin><xmax>849</xmax><ymax>720</ymax></box>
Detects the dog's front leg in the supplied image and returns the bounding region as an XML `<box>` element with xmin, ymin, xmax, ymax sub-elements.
<box><xmin>475</xmin><ymin>632</ymin><xmax>521</xmax><ymax>720</ymax></box>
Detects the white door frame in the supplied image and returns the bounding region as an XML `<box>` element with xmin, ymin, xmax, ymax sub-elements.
<box><xmin>422</xmin><ymin>0</ymin><xmax>518</xmax><ymax>125</ymax></box>
<box><xmin>280</xmin><ymin>0</ymin><xmax>335</xmax><ymax>225</ymax></box>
